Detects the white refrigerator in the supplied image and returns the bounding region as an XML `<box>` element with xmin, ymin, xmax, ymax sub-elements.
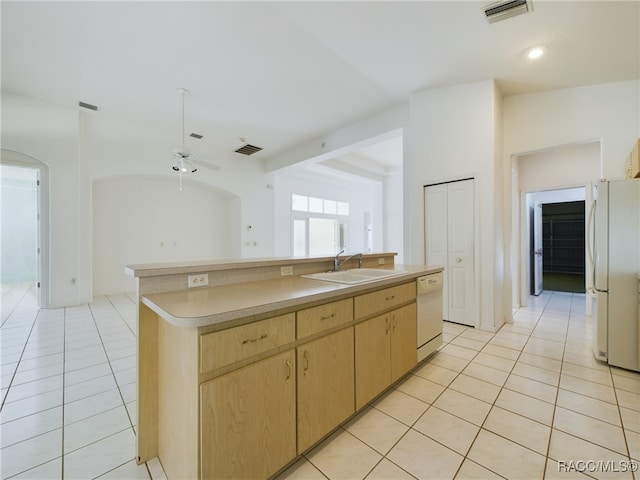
<box><xmin>590</xmin><ymin>178</ymin><xmax>640</xmax><ymax>372</ymax></box>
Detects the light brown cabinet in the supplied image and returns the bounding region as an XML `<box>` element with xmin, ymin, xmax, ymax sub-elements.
<box><xmin>200</xmin><ymin>349</ymin><xmax>296</xmax><ymax>479</ymax></box>
<box><xmin>140</xmin><ymin>276</ymin><xmax>423</xmax><ymax>479</ymax></box>
<box><xmin>355</xmin><ymin>303</ymin><xmax>417</xmax><ymax>410</ymax></box>
<box><xmin>297</xmin><ymin>327</ymin><xmax>355</xmax><ymax>452</ymax></box>
<box><xmin>390</xmin><ymin>303</ymin><xmax>418</xmax><ymax>382</ymax></box>
<box><xmin>200</xmin><ymin>313</ymin><xmax>295</xmax><ymax>373</ymax></box>
<box><xmin>354</xmin><ymin>314</ymin><xmax>390</xmax><ymax>409</ymax></box>
<box><xmin>354</xmin><ymin>282</ymin><xmax>416</xmax><ymax>319</ymax></box>
<box><xmin>296</xmin><ymin>298</ymin><xmax>353</xmax><ymax>339</ymax></box>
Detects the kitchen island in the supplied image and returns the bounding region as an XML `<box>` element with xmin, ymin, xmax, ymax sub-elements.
<box><xmin>126</xmin><ymin>254</ymin><xmax>442</xmax><ymax>479</ymax></box>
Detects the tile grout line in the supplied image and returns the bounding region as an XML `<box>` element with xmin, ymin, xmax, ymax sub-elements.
<box><xmin>0</xmin><ymin>284</ymin><xmax>36</xmax><ymax>329</ymax></box>
<box><xmin>88</xmin><ymin>297</ymin><xmax>154</xmax><ymax>479</ymax></box>
<box><xmin>449</xmin><ymin>293</ymin><xmax>553</xmax><ymax>479</ymax></box>
<box><xmin>303</xmin><ymin>322</ymin><xmax>477</xmax><ymax>480</ymax></box>
<box><xmin>544</xmin><ymin>295</ymin><xmax>637</xmax><ymax>477</ymax></box>
<box><xmin>0</xmin><ymin>308</ymin><xmax>40</xmax><ymax>411</ymax></box>
<box><xmin>362</xmin><ymin>315</ymin><xmax>512</xmax><ymax>479</ymax></box>
<box><xmin>87</xmin><ymin>301</ymin><xmax>137</xmax><ymax>437</ymax></box>
<box><xmin>541</xmin><ymin>292</ymin><xmax>573</xmax><ymax>479</ymax></box>
<box><xmin>61</xmin><ymin>306</ymin><xmax>67</xmax><ymax>479</ymax></box>
<box><xmin>607</xmin><ymin>350</ymin><xmax>635</xmax><ymax>470</ymax></box>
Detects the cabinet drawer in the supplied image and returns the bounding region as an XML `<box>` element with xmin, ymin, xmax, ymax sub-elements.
<box><xmin>297</xmin><ymin>299</ymin><xmax>353</xmax><ymax>339</ymax></box>
<box><xmin>354</xmin><ymin>282</ymin><xmax>416</xmax><ymax>319</ymax></box>
<box><xmin>200</xmin><ymin>313</ymin><xmax>295</xmax><ymax>373</ymax></box>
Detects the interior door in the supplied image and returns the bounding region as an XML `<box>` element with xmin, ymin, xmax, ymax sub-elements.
<box><xmin>424</xmin><ymin>185</ymin><xmax>449</xmax><ymax>320</ymax></box>
<box><xmin>424</xmin><ymin>179</ymin><xmax>475</xmax><ymax>326</ymax></box>
<box><xmin>533</xmin><ymin>201</ymin><xmax>543</xmax><ymax>295</ymax></box>
<box><xmin>447</xmin><ymin>180</ymin><xmax>475</xmax><ymax>325</ymax></box>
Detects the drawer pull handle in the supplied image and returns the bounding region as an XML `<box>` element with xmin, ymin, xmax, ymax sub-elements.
<box><xmin>385</xmin><ymin>295</ymin><xmax>395</xmax><ymax>301</ymax></box>
<box><xmin>242</xmin><ymin>333</ymin><xmax>268</xmax><ymax>344</ymax></box>
<box><xmin>320</xmin><ymin>312</ymin><xmax>336</xmax><ymax>321</ymax></box>
<box><xmin>285</xmin><ymin>359</ymin><xmax>292</xmax><ymax>382</ymax></box>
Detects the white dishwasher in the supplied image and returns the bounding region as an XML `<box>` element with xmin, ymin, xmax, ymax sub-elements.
<box><xmin>417</xmin><ymin>271</ymin><xmax>444</xmax><ymax>362</ymax></box>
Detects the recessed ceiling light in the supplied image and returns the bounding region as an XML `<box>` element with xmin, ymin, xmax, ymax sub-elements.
<box><xmin>527</xmin><ymin>46</ymin><xmax>546</xmax><ymax>60</ymax></box>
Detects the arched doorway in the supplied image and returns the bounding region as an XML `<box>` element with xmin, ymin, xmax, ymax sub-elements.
<box><xmin>1</xmin><ymin>149</ymin><xmax>50</xmax><ymax>307</ymax></box>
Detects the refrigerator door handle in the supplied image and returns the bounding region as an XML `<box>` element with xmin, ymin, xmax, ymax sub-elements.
<box><xmin>587</xmin><ymin>198</ymin><xmax>596</xmax><ymax>288</ymax></box>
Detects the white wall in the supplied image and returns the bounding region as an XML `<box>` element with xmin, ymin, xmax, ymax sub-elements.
<box><xmin>2</xmin><ymin>92</ymin><xmax>275</xmax><ymax>304</ymax></box>
<box><xmin>407</xmin><ymin>80</ymin><xmax>504</xmax><ymax>330</ymax></box>
<box><xmin>272</xmin><ymin>169</ymin><xmax>382</xmax><ymax>257</ymax></box>
<box><xmin>505</xmin><ymin>81</ymin><xmax>639</xmax><ymax>307</ymax></box>
<box><xmin>82</xmin><ymin>112</ymin><xmax>277</xmax><ymax>260</ymax></box>
<box><xmin>92</xmin><ymin>175</ymin><xmax>239</xmax><ymax>295</ymax></box>
<box><xmin>504</xmin><ymin>80</ymin><xmax>640</xmax><ymax>180</ymax></box>
<box><xmin>1</xmin><ymin>93</ymin><xmax>88</xmax><ymax>307</ymax></box>
<box><xmin>383</xmin><ymin>170</ymin><xmax>404</xmax><ymax>263</ymax></box>
<box><xmin>4</xmin><ymin>80</ymin><xmax>637</xmax><ymax>308</ymax></box>
<box><xmin>265</xmin><ymin>104</ymin><xmax>408</xmax><ymax>173</ymax></box>
<box><xmin>518</xmin><ymin>142</ymin><xmax>600</xmax><ymax>192</ymax></box>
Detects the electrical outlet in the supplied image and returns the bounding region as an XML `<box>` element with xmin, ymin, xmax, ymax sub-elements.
<box><xmin>378</xmin><ymin>258</ymin><xmax>385</xmax><ymax>265</ymax></box>
<box><xmin>188</xmin><ymin>273</ymin><xmax>209</xmax><ymax>288</ymax></box>
<box><xmin>280</xmin><ymin>266</ymin><xmax>293</xmax><ymax>276</ymax></box>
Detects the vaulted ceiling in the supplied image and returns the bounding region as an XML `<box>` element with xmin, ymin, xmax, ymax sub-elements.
<box><xmin>2</xmin><ymin>1</ymin><xmax>638</xmax><ymax>172</ymax></box>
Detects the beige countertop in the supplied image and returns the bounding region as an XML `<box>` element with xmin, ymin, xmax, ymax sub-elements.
<box><xmin>126</xmin><ymin>253</ymin><xmax>398</xmax><ymax>278</ymax></box>
<box><xmin>141</xmin><ymin>264</ymin><xmax>442</xmax><ymax>328</ymax></box>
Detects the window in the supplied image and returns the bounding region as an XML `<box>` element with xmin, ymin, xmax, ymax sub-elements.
<box><xmin>291</xmin><ymin>194</ymin><xmax>350</xmax><ymax>256</ymax></box>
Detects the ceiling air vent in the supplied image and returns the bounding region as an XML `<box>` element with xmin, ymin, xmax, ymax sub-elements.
<box><xmin>234</xmin><ymin>144</ymin><xmax>263</xmax><ymax>156</ymax></box>
<box><xmin>189</xmin><ymin>133</ymin><xmax>203</xmax><ymax>139</ymax></box>
<box><xmin>483</xmin><ymin>0</ymin><xmax>532</xmax><ymax>23</ymax></box>
<box><xmin>78</xmin><ymin>101</ymin><xmax>98</xmax><ymax>111</ymax></box>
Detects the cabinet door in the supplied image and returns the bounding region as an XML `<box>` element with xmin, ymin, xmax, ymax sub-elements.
<box><xmin>200</xmin><ymin>350</ymin><xmax>296</xmax><ymax>480</ymax></box>
<box><xmin>390</xmin><ymin>303</ymin><xmax>417</xmax><ymax>383</ymax></box>
<box><xmin>354</xmin><ymin>314</ymin><xmax>391</xmax><ymax>410</ymax></box>
<box><xmin>297</xmin><ymin>328</ymin><xmax>354</xmax><ymax>452</ymax></box>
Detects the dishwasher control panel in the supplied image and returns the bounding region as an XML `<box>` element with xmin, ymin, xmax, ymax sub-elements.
<box><xmin>417</xmin><ymin>272</ymin><xmax>443</xmax><ymax>294</ymax></box>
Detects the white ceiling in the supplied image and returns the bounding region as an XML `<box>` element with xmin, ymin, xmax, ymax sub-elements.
<box><xmin>2</xmin><ymin>1</ymin><xmax>638</xmax><ymax>176</ymax></box>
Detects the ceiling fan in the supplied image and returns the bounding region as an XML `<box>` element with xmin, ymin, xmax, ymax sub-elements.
<box><xmin>172</xmin><ymin>88</ymin><xmax>221</xmax><ymax>190</ymax></box>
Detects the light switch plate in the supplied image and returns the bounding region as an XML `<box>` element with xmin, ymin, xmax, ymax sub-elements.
<box><xmin>378</xmin><ymin>258</ymin><xmax>385</xmax><ymax>265</ymax></box>
<box><xmin>280</xmin><ymin>266</ymin><xmax>294</xmax><ymax>276</ymax></box>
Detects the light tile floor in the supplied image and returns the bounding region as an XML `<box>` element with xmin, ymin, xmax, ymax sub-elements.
<box><xmin>278</xmin><ymin>291</ymin><xmax>640</xmax><ymax>480</ymax></box>
<box><xmin>2</xmin><ymin>284</ymin><xmax>639</xmax><ymax>479</ymax></box>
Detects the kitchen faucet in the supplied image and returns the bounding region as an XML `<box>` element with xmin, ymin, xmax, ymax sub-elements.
<box><xmin>334</xmin><ymin>250</ymin><xmax>363</xmax><ymax>271</ymax></box>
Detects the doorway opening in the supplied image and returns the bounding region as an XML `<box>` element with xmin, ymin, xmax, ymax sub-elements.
<box><xmin>541</xmin><ymin>201</ymin><xmax>585</xmax><ymax>293</ymax></box>
<box><xmin>1</xmin><ymin>150</ymin><xmax>49</xmax><ymax>308</ymax></box>
<box><xmin>526</xmin><ymin>188</ymin><xmax>586</xmax><ymax>298</ymax></box>
<box><xmin>273</xmin><ymin>129</ymin><xmax>403</xmax><ymax>260</ymax></box>
<box><xmin>1</xmin><ymin>165</ymin><xmax>39</xmax><ymax>304</ymax></box>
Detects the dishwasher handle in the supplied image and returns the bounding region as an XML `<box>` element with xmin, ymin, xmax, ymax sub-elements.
<box><xmin>417</xmin><ymin>272</ymin><xmax>443</xmax><ymax>294</ymax></box>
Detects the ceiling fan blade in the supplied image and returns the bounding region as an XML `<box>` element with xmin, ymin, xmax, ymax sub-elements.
<box><xmin>196</xmin><ymin>159</ymin><xmax>222</xmax><ymax>171</ymax></box>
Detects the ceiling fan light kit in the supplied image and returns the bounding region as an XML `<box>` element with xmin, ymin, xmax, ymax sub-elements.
<box><xmin>172</xmin><ymin>88</ymin><xmax>197</xmax><ymax>190</ymax></box>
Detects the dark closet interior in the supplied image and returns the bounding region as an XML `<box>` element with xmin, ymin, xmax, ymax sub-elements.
<box><xmin>542</xmin><ymin>201</ymin><xmax>586</xmax><ymax>293</ymax></box>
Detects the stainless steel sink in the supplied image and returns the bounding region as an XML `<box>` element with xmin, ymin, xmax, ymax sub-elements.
<box><xmin>302</xmin><ymin>268</ymin><xmax>406</xmax><ymax>284</ymax></box>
